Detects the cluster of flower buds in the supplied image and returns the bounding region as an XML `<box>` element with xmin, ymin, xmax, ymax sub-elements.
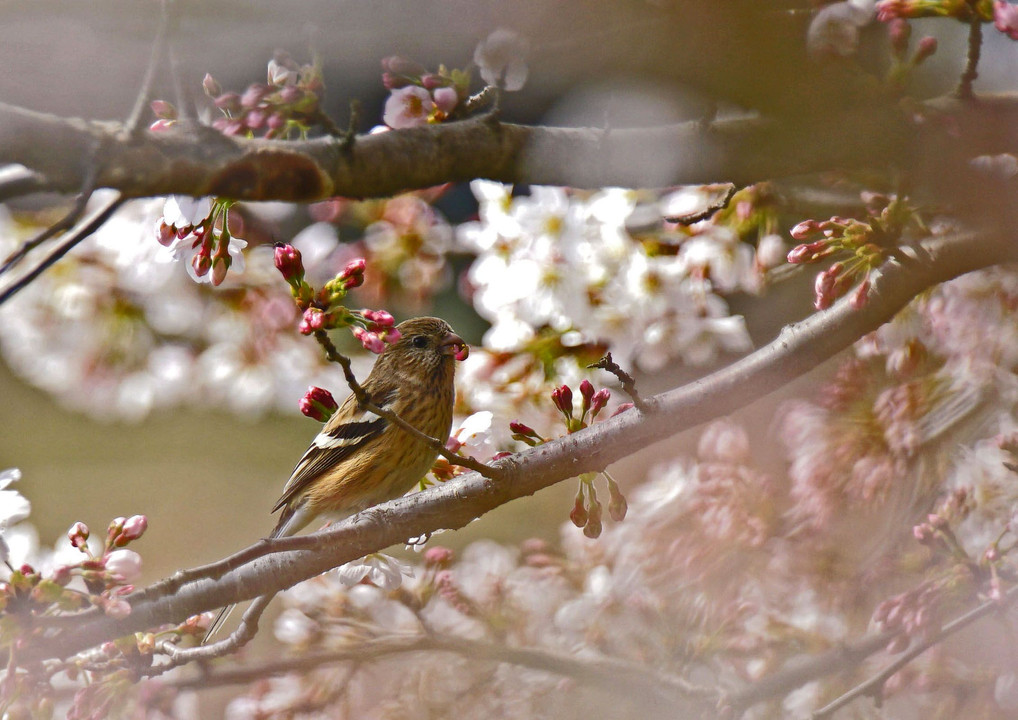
<box><xmin>886</xmin><ymin>18</ymin><xmax>938</xmax><ymax>66</ymax></box>
<box><xmin>0</xmin><ymin>515</ymin><xmax>149</xmax><ymax>636</ymax></box>
<box><xmin>788</xmin><ymin>194</ymin><xmax>920</xmax><ymax>310</ymax></box>
<box><xmin>273</xmin><ymin>244</ymin><xmax>400</xmax><ymax>353</ymax></box>
<box><xmin>299</xmin><ymin>386</ymin><xmax>339</xmax><ymax>422</ymax></box>
<box><xmin>569</xmin><ymin>472</ymin><xmax>628</xmax><ymax>539</ymax></box>
<box><xmin>157</xmin><ymin>198</ymin><xmax>239</xmax><ymax>286</ymax></box>
<box><xmin>872</xmin><ymin>571</ymin><xmax>966</xmax><ymax>652</ymax></box>
<box><xmin>551</xmin><ymin>380</ymin><xmax>612</xmax><ymax>434</ymax></box>
<box><xmin>202</xmin><ymin>52</ymin><xmax>325</xmax><ymax>139</ymax></box>
<box><xmin>381</xmin><ymin>55</ymin><xmax>470</xmax><ymax>129</ymax></box>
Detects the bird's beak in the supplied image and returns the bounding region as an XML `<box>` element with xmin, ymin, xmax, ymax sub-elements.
<box><xmin>441</xmin><ymin>332</ymin><xmax>469</xmax><ymax>361</ymax></box>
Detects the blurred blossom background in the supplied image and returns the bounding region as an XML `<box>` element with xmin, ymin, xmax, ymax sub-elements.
<box><xmin>5</xmin><ymin>1</ymin><xmax>1018</xmax><ymax>717</ymax></box>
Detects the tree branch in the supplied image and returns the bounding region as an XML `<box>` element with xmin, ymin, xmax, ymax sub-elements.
<box><xmin>16</xmin><ymin>225</ymin><xmax>1015</xmax><ymax>665</ymax></box>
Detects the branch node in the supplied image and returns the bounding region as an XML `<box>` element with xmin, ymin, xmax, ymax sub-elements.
<box><xmin>588</xmin><ymin>352</ymin><xmax>649</xmax><ymax>412</ymax></box>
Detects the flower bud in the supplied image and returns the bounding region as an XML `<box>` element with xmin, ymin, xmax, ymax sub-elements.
<box><xmin>551</xmin><ymin>385</ymin><xmax>574</xmax><ymax>417</ymax></box>
<box><xmin>888</xmin><ymin>18</ymin><xmax>911</xmax><ymax>58</ymax></box>
<box><xmin>241</xmin><ymin>83</ymin><xmax>269</xmax><ymax>109</ymax></box>
<box><xmin>105</xmin><ymin>549</ymin><xmax>142</xmax><ymax>582</ymax></box>
<box><xmin>299</xmin><ymin>307</ymin><xmax>326</xmax><ymax>335</ymax></box>
<box><xmin>569</xmin><ymin>491</ymin><xmax>587</xmax><ymax>528</ymax></box>
<box><xmin>607</xmin><ymin>480</ymin><xmax>628</xmax><ymax>522</ymax></box>
<box><xmin>424</xmin><ymin>546</ymin><xmax>454</xmax><ymax>567</ymax></box>
<box><xmin>352</xmin><ymin>326</ymin><xmax>386</xmax><ymax>354</ymax></box>
<box><xmin>789</xmin><ymin>219</ymin><xmax>817</xmax><ymax>240</ymax></box>
<box><xmin>210</xmin><ymin>255</ymin><xmax>231</xmax><ymax>286</ymax></box>
<box><xmin>381</xmin><ymin>55</ymin><xmax>426</xmax><ymax>77</ymax></box>
<box><xmin>192</xmin><ymin>248</ymin><xmax>212</xmax><ymax>278</ymax></box>
<box><xmin>611</xmin><ymin>402</ymin><xmax>634</xmax><ymax>417</ymax></box>
<box><xmin>915</xmin><ymin>36</ymin><xmax>937</xmax><ymax>63</ymax></box>
<box><xmin>67</xmin><ymin>522</ymin><xmax>90</xmax><ymax>550</ymax></box>
<box><xmin>299</xmin><ymin>386</ymin><xmax>338</xmax><ymax>422</ymax></box>
<box><xmin>120</xmin><ymin>515</ymin><xmax>148</xmax><ymax>543</ymax></box>
<box><xmin>382</xmin><ymin>71</ymin><xmax>411</xmax><ymax>90</ymax></box>
<box><xmin>150</xmin><ymin>100</ymin><xmax>177</xmax><ymax>120</ymax></box>
<box><xmin>509</xmin><ymin>420</ymin><xmax>535</xmax><ymax>436</ymax></box>
<box><xmin>339</xmin><ymin>257</ymin><xmax>367</xmax><ymax>288</ymax></box>
<box><xmin>583</xmin><ymin>499</ymin><xmax>603</xmax><ymax>538</ymax></box>
<box><xmin>202</xmin><ymin>73</ymin><xmax>222</xmax><ymax>97</ymax></box>
<box><xmin>579</xmin><ymin>380</ymin><xmax>595</xmax><ymax>414</ymax></box>
<box><xmin>214</xmin><ymin>92</ymin><xmax>242</xmax><ymax>114</ymax></box>
<box><xmin>590</xmin><ymin>389</ymin><xmax>611</xmax><ymax>419</ymax></box>
<box><xmin>361</xmin><ymin>308</ymin><xmax>395</xmax><ymax>328</ymax></box>
<box><xmin>273</xmin><ymin>243</ymin><xmax>305</xmax><ymax>284</ymax></box>
<box><xmin>433</xmin><ymin>86</ymin><xmax>459</xmax><ymax>114</ymax></box>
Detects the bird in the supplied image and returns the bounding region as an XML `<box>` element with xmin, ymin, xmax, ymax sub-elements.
<box><xmin>203</xmin><ymin>316</ymin><xmax>467</xmax><ymax>642</ymax></box>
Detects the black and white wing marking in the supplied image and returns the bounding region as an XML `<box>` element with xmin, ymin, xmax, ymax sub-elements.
<box><xmin>271</xmin><ymin>389</ymin><xmax>396</xmax><ymax>513</ymax></box>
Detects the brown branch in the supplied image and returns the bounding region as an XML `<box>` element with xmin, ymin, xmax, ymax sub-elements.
<box><xmin>313</xmin><ymin>330</ymin><xmax>499</xmax><ymax>479</ymax></box>
<box><xmin>0</xmin><ymin>193</ymin><xmax>124</xmax><ymax>305</ymax></box>
<box><xmin>16</xmin><ymin>226</ymin><xmax>1015</xmax><ymax>666</ymax></box>
<box><xmin>588</xmin><ymin>352</ymin><xmax>648</xmax><ymax>411</ymax></box>
<box><xmin>157</xmin><ymin>633</ymin><xmax>713</xmax><ymax>709</ymax></box>
<box><xmin>955</xmin><ymin>14</ymin><xmax>983</xmax><ymax>101</ymax></box>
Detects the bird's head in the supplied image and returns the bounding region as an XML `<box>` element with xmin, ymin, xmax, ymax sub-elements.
<box><xmin>381</xmin><ymin>317</ymin><xmax>468</xmax><ymax>378</ymax></box>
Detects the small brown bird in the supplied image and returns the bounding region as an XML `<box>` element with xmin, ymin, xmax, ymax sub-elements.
<box><xmin>204</xmin><ymin>316</ymin><xmax>467</xmax><ymax>642</ymax></box>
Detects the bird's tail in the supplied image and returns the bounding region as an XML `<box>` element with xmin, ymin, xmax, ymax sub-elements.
<box><xmin>201</xmin><ymin>503</ymin><xmax>315</xmax><ymax>644</ymax></box>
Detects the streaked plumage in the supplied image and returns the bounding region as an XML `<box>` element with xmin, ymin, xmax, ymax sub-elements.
<box><xmin>204</xmin><ymin>316</ymin><xmax>465</xmax><ymax>642</ymax></box>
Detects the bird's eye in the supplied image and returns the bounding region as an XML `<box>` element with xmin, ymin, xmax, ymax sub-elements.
<box><xmin>411</xmin><ymin>335</ymin><xmax>428</xmax><ymax>348</ymax></box>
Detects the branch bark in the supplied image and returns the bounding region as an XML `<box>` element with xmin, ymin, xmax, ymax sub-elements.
<box><xmin>18</xmin><ymin>225</ymin><xmax>1017</xmax><ymax>665</ymax></box>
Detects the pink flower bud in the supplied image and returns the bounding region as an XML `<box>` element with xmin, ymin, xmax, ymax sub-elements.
<box><xmin>607</xmin><ymin>482</ymin><xmax>628</xmax><ymax>522</ymax></box>
<box><xmin>67</xmin><ymin>522</ymin><xmax>90</xmax><ymax>550</ymax></box>
<box><xmin>105</xmin><ymin>549</ymin><xmax>142</xmax><ymax>582</ymax></box>
<box><xmin>214</xmin><ymin>92</ymin><xmax>242</xmax><ymax>114</ymax></box>
<box><xmin>381</xmin><ymin>56</ymin><xmax>426</xmax><ymax>77</ymax></box>
<box><xmin>202</xmin><ymin>73</ymin><xmax>222</xmax><ymax>97</ymax></box>
<box><xmin>789</xmin><ymin>219</ymin><xmax>817</xmax><ymax>240</ymax></box>
<box><xmin>611</xmin><ymin>402</ymin><xmax>634</xmax><ymax>417</ymax></box>
<box><xmin>273</xmin><ymin>243</ymin><xmax>305</xmax><ymax>283</ymax></box>
<box><xmin>888</xmin><ymin>18</ymin><xmax>911</xmax><ymax>57</ymax></box>
<box><xmin>551</xmin><ymin>385</ymin><xmax>574</xmax><ymax>417</ymax></box>
<box><xmin>245</xmin><ymin>109</ymin><xmax>267</xmax><ymax>130</ymax></box>
<box><xmin>583</xmin><ymin>499</ymin><xmax>603</xmax><ymax>538</ymax></box>
<box><xmin>339</xmin><ymin>257</ymin><xmax>367</xmax><ymax>287</ymax></box>
<box><xmin>424</xmin><ymin>546</ymin><xmax>454</xmax><ymax>567</ymax></box>
<box><xmin>381</xmin><ymin>71</ymin><xmax>411</xmax><ymax>90</ymax></box>
<box><xmin>432</xmin><ymin>86</ymin><xmax>459</xmax><ymax>114</ymax></box>
<box><xmin>589</xmin><ymin>389</ymin><xmax>611</xmax><ymax>419</ymax></box>
<box><xmin>267</xmin><ymin>113</ymin><xmax>286</xmax><ymax>130</ymax></box>
<box><xmin>156</xmin><ymin>221</ymin><xmax>176</xmax><ymax>246</ymax></box>
<box><xmin>210</xmin><ymin>256</ymin><xmax>231</xmax><ymax>286</ymax></box>
<box><xmin>299</xmin><ymin>385</ymin><xmax>338</xmax><ymax>422</ymax></box>
<box><xmin>569</xmin><ymin>492</ymin><xmax>588</xmax><ymax>528</ymax></box>
<box><xmin>192</xmin><ymin>250</ymin><xmax>212</xmax><ymax>278</ymax></box>
<box><xmin>361</xmin><ymin>308</ymin><xmax>395</xmax><ymax>327</ymax></box>
<box><xmin>352</xmin><ymin>327</ymin><xmax>386</xmax><ymax>354</ymax></box>
<box><xmin>915</xmin><ymin>36</ymin><xmax>937</xmax><ymax>63</ymax></box>
<box><xmin>849</xmin><ymin>277</ymin><xmax>871</xmax><ymax>310</ymax></box>
<box><xmin>150</xmin><ymin>99</ymin><xmax>177</xmax><ymax>120</ymax></box>
<box><xmin>579</xmin><ymin>379</ymin><xmax>595</xmax><ymax>413</ymax></box>
<box><xmin>279</xmin><ymin>85</ymin><xmax>303</xmax><ymax>105</ymax></box>
<box><xmin>299</xmin><ymin>307</ymin><xmax>325</xmax><ymax>335</ymax></box>
<box><xmin>241</xmin><ymin>83</ymin><xmax>269</xmax><ymax>109</ymax></box>
<box><xmin>913</xmin><ymin>522</ymin><xmax>933</xmax><ymax>543</ymax></box>
<box><xmin>382</xmin><ymin>327</ymin><xmax>402</xmax><ymax>345</ymax></box>
<box><xmin>509</xmin><ymin>421</ymin><xmax>535</xmax><ymax>436</ymax></box>
<box><xmin>120</xmin><ymin>515</ymin><xmax>148</xmax><ymax>542</ymax></box>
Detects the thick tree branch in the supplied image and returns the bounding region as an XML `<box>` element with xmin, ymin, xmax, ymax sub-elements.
<box><xmin>7</xmin><ymin>94</ymin><xmax>1016</xmax><ymax>201</ymax></box>
<box><xmin>17</xmin><ymin>225</ymin><xmax>1016</xmax><ymax>665</ymax></box>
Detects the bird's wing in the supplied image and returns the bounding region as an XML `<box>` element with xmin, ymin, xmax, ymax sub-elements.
<box><xmin>271</xmin><ymin>386</ymin><xmax>398</xmax><ymax>514</ymax></box>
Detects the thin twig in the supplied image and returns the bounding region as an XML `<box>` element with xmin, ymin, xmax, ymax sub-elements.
<box><xmin>151</xmin><ymin>633</ymin><xmax>712</xmax><ymax>707</ymax></box>
<box><xmin>164</xmin><ymin>1</ymin><xmax>192</xmax><ymax>123</ymax></box>
<box><xmin>0</xmin><ymin>165</ymin><xmax>101</xmax><ymax>277</ymax></box>
<box><xmin>0</xmin><ymin>193</ymin><xmax>124</xmax><ymax>306</ymax></box>
<box><xmin>955</xmin><ymin>14</ymin><xmax>982</xmax><ymax>100</ymax></box>
<box><xmin>0</xmin><ymin>165</ymin><xmax>48</xmax><ymax>202</ymax></box>
<box><xmin>148</xmin><ymin>593</ymin><xmax>276</xmax><ymax>670</ymax></box>
<box><xmin>124</xmin><ymin>0</ymin><xmax>172</xmax><ymax>137</ymax></box>
<box><xmin>810</xmin><ymin>585</ymin><xmax>1018</xmax><ymax>719</ymax></box>
<box><xmin>588</xmin><ymin>352</ymin><xmax>649</xmax><ymax>412</ymax></box>
<box><xmin>667</xmin><ymin>183</ymin><xmax>737</xmax><ymax>225</ymax></box>
<box><xmin>313</xmin><ymin>330</ymin><xmax>500</xmax><ymax>479</ymax></box>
